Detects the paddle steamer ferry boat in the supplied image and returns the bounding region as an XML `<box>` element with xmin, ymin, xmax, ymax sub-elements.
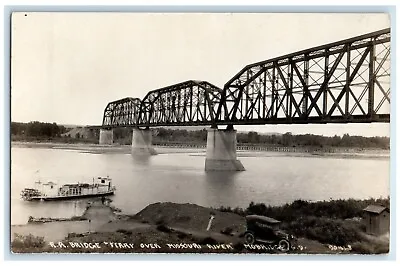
<box><xmin>21</xmin><ymin>177</ymin><xmax>116</xmax><ymax>201</ymax></box>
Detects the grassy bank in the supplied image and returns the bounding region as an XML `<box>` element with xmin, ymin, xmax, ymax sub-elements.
<box><xmin>218</xmin><ymin>198</ymin><xmax>389</xmax><ymax>220</ymax></box>
<box><xmin>217</xmin><ymin>197</ymin><xmax>390</xmax><ymax>253</ymax></box>
<box><xmin>11</xmin><ymin>198</ymin><xmax>389</xmax><ymax>254</ymax></box>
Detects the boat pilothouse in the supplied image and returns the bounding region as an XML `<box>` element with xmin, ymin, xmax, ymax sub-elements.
<box><xmin>21</xmin><ymin>177</ymin><xmax>116</xmax><ymax>201</ymax></box>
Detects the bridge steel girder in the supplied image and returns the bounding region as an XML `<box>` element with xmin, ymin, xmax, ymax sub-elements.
<box><xmin>137</xmin><ymin>80</ymin><xmax>226</xmax><ymax>127</ymax></box>
<box><xmin>102</xmin><ymin>97</ymin><xmax>142</xmax><ymax>128</ymax></box>
<box><xmin>216</xmin><ymin>28</ymin><xmax>391</xmax><ymax>124</ymax></box>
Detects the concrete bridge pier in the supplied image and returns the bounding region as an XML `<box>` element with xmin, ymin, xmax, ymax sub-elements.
<box><xmin>205</xmin><ymin>126</ymin><xmax>245</xmax><ymax>171</ymax></box>
<box><xmin>131</xmin><ymin>128</ymin><xmax>157</xmax><ymax>156</ymax></box>
<box><xmin>99</xmin><ymin>129</ymin><xmax>113</xmax><ymax>145</ymax></box>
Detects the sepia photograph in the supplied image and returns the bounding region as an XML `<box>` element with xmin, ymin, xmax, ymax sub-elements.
<box><xmin>9</xmin><ymin>11</ymin><xmax>391</xmax><ymax>255</ymax></box>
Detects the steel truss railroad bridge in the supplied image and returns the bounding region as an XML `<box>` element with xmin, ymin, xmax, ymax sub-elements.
<box><xmin>101</xmin><ymin>28</ymin><xmax>391</xmax><ymax>129</ymax></box>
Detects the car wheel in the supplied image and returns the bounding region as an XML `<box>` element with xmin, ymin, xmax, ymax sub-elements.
<box><xmin>278</xmin><ymin>239</ymin><xmax>290</xmax><ymax>252</ymax></box>
<box><xmin>244</xmin><ymin>232</ymin><xmax>255</xmax><ymax>244</ymax></box>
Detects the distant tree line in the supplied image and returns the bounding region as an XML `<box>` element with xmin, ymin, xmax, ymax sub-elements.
<box><xmin>11</xmin><ymin>121</ymin><xmax>390</xmax><ymax>149</ymax></box>
<box><xmin>11</xmin><ymin>121</ymin><xmax>68</xmax><ymax>138</ymax></box>
<box><xmin>238</xmin><ymin>131</ymin><xmax>390</xmax><ymax>149</ymax></box>
<box><xmin>152</xmin><ymin>128</ymin><xmax>389</xmax><ymax>149</ymax></box>
<box><xmin>153</xmin><ymin>128</ymin><xmax>208</xmax><ymax>143</ymax></box>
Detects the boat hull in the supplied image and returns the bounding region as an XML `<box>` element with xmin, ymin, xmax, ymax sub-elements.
<box><xmin>27</xmin><ymin>191</ymin><xmax>115</xmax><ymax>201</ymax></box>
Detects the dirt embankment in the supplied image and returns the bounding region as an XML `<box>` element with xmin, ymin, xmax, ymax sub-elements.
<box><xmin>134</xmin><ymin>202</ymin><xmax>246</xmax><ymax>233</ymax></box>
<box><xmin>11</xmin><ymin>202</ymin><xmax>389</xmax><ymax>254</ymax></box>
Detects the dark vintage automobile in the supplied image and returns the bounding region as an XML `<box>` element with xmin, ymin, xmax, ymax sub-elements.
<box><xmin>243</xmin><ymin>215</ymin><xmax>295</xmax><ymax>251</ymax></box>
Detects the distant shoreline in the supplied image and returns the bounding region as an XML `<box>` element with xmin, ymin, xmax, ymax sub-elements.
<box><xmin>11</xmin><ymin>141</ymin><xmax>390</xmax><ymax>159</ymax></box>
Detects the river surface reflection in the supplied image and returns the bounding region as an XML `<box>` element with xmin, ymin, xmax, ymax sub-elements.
<box><xmin>11</xmin><ymin>147</ymin><xmax>390</xmax><ymax>225</ymax></box>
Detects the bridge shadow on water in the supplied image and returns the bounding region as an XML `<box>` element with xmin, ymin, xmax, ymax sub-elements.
<box><xmin>203</xmin><ymin>171</ymin><xmax>243</xmax><ymax>207</ymax></box>
<box><xmin>204</xmin><ymin>171</ymin><xmax>239</xmax><ymax>187</ymax></box>
<box><xmin>130</xmin><ymin>153</ymin><xmax>151</xmax><ymax>166</ymax></box>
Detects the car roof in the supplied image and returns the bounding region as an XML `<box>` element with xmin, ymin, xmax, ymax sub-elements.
<box><xmin>245</xmin><ymin>215</ymin><xmax>281</xmax><ymax>224</ymax></box>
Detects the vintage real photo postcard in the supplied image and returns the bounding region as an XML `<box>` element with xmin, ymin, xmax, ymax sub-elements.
<box><xmin>10</xmin><ymin>12</ymin><xmax>391</xmax><ymax>255</ymax></box>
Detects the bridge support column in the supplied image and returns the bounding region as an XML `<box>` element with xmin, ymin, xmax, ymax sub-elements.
<box><xmin>205</xmin><ymin>127</ymin><xmax>245</xmax><ymax>171</ymax></box>
<box><xmin>131</xmin><ymin>128</ymin><xmax>157</xmax><ymax>156</ymax></box>
<box><xmin>99</xmin><ymin>129</ymin><xmax>113</xmax><ymax>145</ymax></box>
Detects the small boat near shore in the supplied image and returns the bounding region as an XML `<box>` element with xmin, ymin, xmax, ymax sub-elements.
<box><xmin>21</xmin><ymin>177</ymin><xmax>116</xmax><ymax>201</ymax></box>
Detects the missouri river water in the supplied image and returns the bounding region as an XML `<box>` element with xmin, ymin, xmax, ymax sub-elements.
<box><xmin>11</xmin><ymin>146</ymin><xmax>390</xmax><ymax>225</ymax></box>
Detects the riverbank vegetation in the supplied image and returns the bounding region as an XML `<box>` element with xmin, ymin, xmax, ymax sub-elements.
<box><xmin>11</xmin><ymin>121</ymin><xmax>390</xmax><ymax>149</ymax></box>
<box><xmin>12</xmin><ymin>121</ymin><xmax>68</xmax><ymax>138</ymax></box>
<box><xmin>217</xmin><ymin>197</ymin><xmax>390</xmax><ymax>252</ymax></box>
<box><xmin>218</xmin><ymin>197</ymin><xmax>389</xmax><ymax>220</ymax></box>
<box><xmin>11</xmin><ymin>122</ymin><xmax>98</xmax><ymax>144</ymax></box>
<box><xmin>11</xmin><ymin>198</ymin><xmax>389</xmax><ymax>254</ymax></box>
<box><xmin>153</xmin><ymin>128</ymin><xmax>389</xmax><ymax>149</ymax></box>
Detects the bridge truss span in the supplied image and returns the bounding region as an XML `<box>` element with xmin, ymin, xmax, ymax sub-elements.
<box><xmin>102</xmin><ymin>97</ymin><xmax>142</xmax><ymax>128</ymax></box>
<box><xmin>218</xmin><ymin>28</ymin><xmax>391</xmax><ymax>124</ymax></box>
<box><xmin>137</xmin><ymin>80</ymin><xmax>225</xmax><ymax>127</ymax></box>
<box><xmin>100</xmin><ymin>28</ymin><xmax>390</xmax><ymax>129</ymax></box>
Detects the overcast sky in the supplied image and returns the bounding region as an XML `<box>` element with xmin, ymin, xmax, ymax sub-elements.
<box><xmin>11</xmin><ymin>12</ymin><xmax>391</xmax><ymax>137</ymax></box>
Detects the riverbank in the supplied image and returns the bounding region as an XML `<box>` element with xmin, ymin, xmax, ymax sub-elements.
<box><xmin>11</xmin><ymin>141</ymin><xmax>390</xmax><ymax>159</ymax></box>
<box><xmin>11</xmin><ymin>199</ymin><xmax>389</xmax><ymax>254</ymax></box>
